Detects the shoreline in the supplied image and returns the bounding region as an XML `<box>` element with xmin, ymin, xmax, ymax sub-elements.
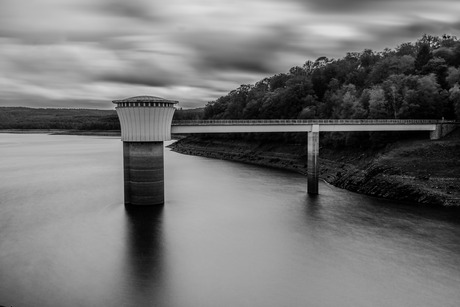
<box><xmin>169</xmin><ymin>136</ymin><xmax>460</xmax><ymax>209</ymax></box>
<box><xmin>0</xmin><ymin>129</ymin><xmax>121</xmax><ymax>136</ymax></box>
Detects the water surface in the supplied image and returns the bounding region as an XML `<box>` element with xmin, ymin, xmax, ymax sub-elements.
<box><xmin>0</xmin><ymin>134</ymin><xmax>459</xmax><ymax>306</ymax></box>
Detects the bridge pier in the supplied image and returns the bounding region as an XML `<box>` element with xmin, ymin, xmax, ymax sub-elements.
<box><xmin>430</xmin><ymin>123</ymin><xmax>458</xmax><ymax>140</ymax></box>
<box><xmin>113</xmin><ymin>96</ymin><xmax>178</xmax><ymax>206</ymax></box>
<box><xmin>307</xmin><ymin>125</ymin><xmax>320</xmax><ymax>194</ymax></box>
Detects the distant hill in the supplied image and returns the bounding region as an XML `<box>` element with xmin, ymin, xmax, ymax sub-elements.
<box><xmin>0</xmin><ymin>107</ymin><xmax>120</xmax><ymax>130</ymax></box>
<box><xmin>0</xmin><ymin>106</ymin><xmax>204</xmax><ymax>130</ymax></box>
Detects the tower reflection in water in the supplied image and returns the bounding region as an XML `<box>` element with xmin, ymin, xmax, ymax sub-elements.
<box><xmin>123</xmin><ymin>205</ymin><xmax>169</xmax><ymax>306</ymax></box>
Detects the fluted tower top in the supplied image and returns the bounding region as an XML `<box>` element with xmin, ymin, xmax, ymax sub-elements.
<box><xmin>113</xmin><ymin>95</ymin><xmax>178</xmax><ymax>142</ymax></box>
<box><xmin>113</xmin><ymin>95</ymin><xmax>179</xmax><ymax>106</ymax></box>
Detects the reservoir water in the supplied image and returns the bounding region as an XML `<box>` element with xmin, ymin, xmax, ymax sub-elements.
<box><xmin>0</xmin><ymin>133</ymin><xmax>459</xmax><ymax>307</ymax></box>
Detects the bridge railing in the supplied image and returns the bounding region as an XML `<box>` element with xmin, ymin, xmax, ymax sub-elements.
<box><xmin>172</xmin><ymin>119</ymin><xmax>458</xmax><ymax>126</ymax></box>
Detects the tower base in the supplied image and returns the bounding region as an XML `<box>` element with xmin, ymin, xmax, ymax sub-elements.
<box><xmin>123</xmin><ymin>142</ymin><xmax>164</xmax><ymax>206</ymax></box>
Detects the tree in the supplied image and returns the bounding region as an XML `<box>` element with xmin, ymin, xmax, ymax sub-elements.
<box><xmin>242</xmin><ymin>99</ymin><xmax>262</xmax><ymax>119</ymax></box>
<box><xmin>398</xmin><ymin>55</ymin><xmax>416</xmax><ymax>74</ymax></box>
<box><xmin>359</xmin><ymin>49</ymin><xmax>379</xmax><ymax>67</ymax></box>
<box><xmin>449</xmin><ymin>84</ymin><xmax>460</xmax><ymax>119</ymax></box>
<box><xmin>417</xmin><ymin>34</ymin><xmax>442</xmax><ymax>49</ymax></box>
<box><xmin>396</xmin><ymin>42</ymin><xmax>417</xmax><ymax>56</ymax></box>
<box><xmin>351</xmin><ymin>89</ymin><xmax>370</xmax><ymax>118</ymax></box>
<box><xmin>298</xmin><ymin>104</ymin><xmax>317</xmax><ymax>119</ymax></box>
<box><xmin>368</xmin><ymin>86</ymin><xmax>388</xmax><ymax>118</ymax></box>
<box><xmin>368</xmin><ymin>55</ymin><xmax>413</xmax><ymax>85</ymax></box>
<box><xmin>422</xmin><ymin>57</ymin><xmax>448</xmax><ymax>89</ymax></box>
<box><xmin>337</xmin><ymin>84</ymin><xmax>358</xmax><ymax>118</ymax></box>
<box><xmin>446</xmin><ymin>67</ymin><xmax>460</xmax><ymax>87</ymax></box>
<box><xmin>203</xmin><ymin>98</ymin><xmax>228</xmax><ymax>119</ymax></box>
<box><xmin>221</xmin><ymin>84</ymin><xmax>252</xmax><ymax>119</ymax></box>
<box><xmin>289</xmin><ymin>66</ymin><xmax>306</xmax><ymax>76</ymax></box>
<box><xmin>311</xmin><ymin>69</ymin><xmax>328</xmax><ymax>100</ymax></box>
<box><xmin>318</xmin><ymin>89</ymin><xmax>341</xmax><ymax>119</ymax></box>
<box><xmin>269</xmin><ymin>73</ymin><xmax>289</xmax><ymax>90</ymax></box>
<box><xmin>433</xmin><ymin>47</ymin><xmax>455</xmax><ymax>66</ymax></box>
<box><xmin>302</xmin><ymin>60</ymin><xmax>316</xmax><ymax>75</ymax></box>
<box><xmin>439</xmin><ymin>34</ymin><xmax>458</xmax><ymax>48</ymax></box>
<box><xmin>382</xmin><ymin>75</ymin><xmax>406</xmax><ymax>118</ymax></box>
<box><xmin>452</xmin><ymin>42</ymin><xmax>460</xmax><ymax>67</ymax></box>
<box><xmin>398</xmin><ymin>74</ymin><xmax>444</xmax><ymax>119</ymax></box>
<box><xmin>414</xmin><ymin>43</ymin><xmax>432</xmax><ymax>72</ymax></box>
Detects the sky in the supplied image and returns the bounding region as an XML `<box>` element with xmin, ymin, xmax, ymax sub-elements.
<box><xmin>1</xmin><ymin>0</ymin><xmax>460</xmax><ymax>109</ymax></box>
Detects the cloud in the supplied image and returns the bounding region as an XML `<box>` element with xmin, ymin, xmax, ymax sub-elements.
<box><xmin>177</xmin><ymin>28</ymin><xmax>292</xmax><ymax>74</ymax></box>
<box><xmin>0</xmin><ymin>0</ymin><xmax>165</xmax><ymax>45</ymax></box>
<box><xmin>293</xmin><ymin>0</ymin><xmax>459</xmax><ymax>14</ymax></box>
<box><xmin>101</xmin><ymin>74</ymin><xmax>174</xmax><ymax>88</ymax></box>
<box><xmin>95</xmin><ymin>0</ymin><xmax>158</xmax><ymax>21</ymax></box>
<box><xmin>1</xmin><ymin>0</ymin><xmax>460</xmax><ymax>109</ymax></box>
<box><xmin>294</xmin><ymin>0</ymin><xmax>398</xmax><ymax>12</ymax></box>
<box><xmin>99</xmin><ymin>62</ymin><xmax>181</xmax><ymax>88</ymax></box>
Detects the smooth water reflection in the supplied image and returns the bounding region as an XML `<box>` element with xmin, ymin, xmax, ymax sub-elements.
<box><xmin>0</xmin><ymin>134</ymin><xmax>459</xmax><ymax>307</ymax></box>
<box><xmin>123</xmin><ymin>206</ymin><xmax>167</xmax><ymax>306</ymax></box>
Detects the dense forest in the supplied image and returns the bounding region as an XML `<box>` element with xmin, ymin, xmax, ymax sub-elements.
<box><xmin>202</xmin><ymin>34</ymin><xmax>460</xmax><ymax>147</ymax></box>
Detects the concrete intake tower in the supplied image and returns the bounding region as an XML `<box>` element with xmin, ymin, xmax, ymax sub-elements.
<box><xmin>113</xmin><ymin>96</ymin><xmax>178</xmax><ymax>206</ymax></box>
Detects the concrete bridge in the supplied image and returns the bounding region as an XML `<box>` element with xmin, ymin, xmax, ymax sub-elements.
<box><xmin>113</xmin><ymin>95</ymin><xmax>458</xmax><ymax>206</ymax></box>
<box><xmin>171</xmin><ymin>119</ymin><xmax>447</xmax><ymax>134</ymax></box>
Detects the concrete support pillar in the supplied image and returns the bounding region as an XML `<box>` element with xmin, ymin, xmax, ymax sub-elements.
<box><xmin>430</xmin><ymin>124</ymin><xmax>442</xmax><ymax>140</ymax></box>
<box><xmin>307</xmin><ymin>124</ymin><xmax>320</xmax><ymax>194</ymax></box>
<box><xmin>113</xmin><ymin>96</ymin><xmax>178</xmax><ymax>206</ymax></box>
<box><xmin>123</xmin><ymin>142</ymin><xmax>164</xmax><ymax>206</ymax></box>
<box><xmin>430</xmin><ymin>123</ymin><xmax>458</xmax><ymax>140</ymax></box>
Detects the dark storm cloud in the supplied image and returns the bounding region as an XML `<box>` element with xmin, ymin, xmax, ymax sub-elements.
<box><xmin>293</xmin><ymin>0</ymin><xmax>398</xmax><ymax>12</ymax></box>
<box><xmin>293</xmin><ymin>0</ymin><xmax>421</xmax><ymax>12</ymax></box>
<box><xmin>101</xmin><ymin>73</ymin><xmax>176</xmax><ymax>88</ymax></box>
<box><xmin>95</xmin><ymin>0</ymin><xmax>160</xmax><ymax>21</ymax></box>
<box><xmin>401</xmin><ymin>20</ymin><xmax>460</xmax><ymax>37</ymax></box>
<box><xmin>193</xmin><ymin>45</ymin><xmax>276</xmax><ymax>74</ymax></box>
<box><xmin>180</xmin><ymin>26</ymin><xmax>299</xmax><ymax>74</ymax></box>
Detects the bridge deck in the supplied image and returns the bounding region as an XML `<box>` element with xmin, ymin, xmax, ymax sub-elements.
<box><xmin>171</xmin><ymin>119</ymin><xmax>455</xmax><ymax>134</ymax></box>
